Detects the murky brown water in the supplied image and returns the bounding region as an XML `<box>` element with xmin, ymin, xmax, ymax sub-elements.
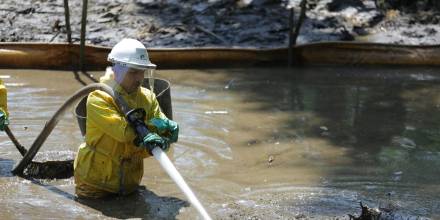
<box><xmin>0</xmin><ymin>67</ymin><xmax>439</xmax><ymax>219</ymax></box>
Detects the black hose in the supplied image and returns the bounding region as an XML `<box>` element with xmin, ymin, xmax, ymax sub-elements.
<box><xmin>11</xmin><ymin>83</ymin><xmax>116</xmax><ymax>175</ymax></box>
<box><xmin>5</xmin><ymin>125</ymin><xmax>75</xmax><ymax>179</ymax></box>
<box><xmin>4</xmin><ymin>126</ymin><xmax>28</xmax><ymax>156</ymax></box>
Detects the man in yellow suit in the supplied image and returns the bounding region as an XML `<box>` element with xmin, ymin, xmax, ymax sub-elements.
<box><xmin>74</xmin><ymin>38</ymin><xmax>179</xmax><ymax>198</ymax></box>
<box><xmin>0</xmin><ymin>79</ymin><xmax>8</xmax><ymax>131</ymax></box>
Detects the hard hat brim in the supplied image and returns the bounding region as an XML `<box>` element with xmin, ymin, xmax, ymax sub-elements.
<box><xmin>108</xmin><ymin>58</ymin><xmax>157</xmax><ymax>70</ymax></box>
<box><xmin>127</xmin><ymin>62</ymin><xmax>157</xmax><ymax>70</ymax></box>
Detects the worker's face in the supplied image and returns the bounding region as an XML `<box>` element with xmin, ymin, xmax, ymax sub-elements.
<box><xmin>120</xmin><ymin>68</ymin><xmax>144</xmax><ymax>93</ymax></box>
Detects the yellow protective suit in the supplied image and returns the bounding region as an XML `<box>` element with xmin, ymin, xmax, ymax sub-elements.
<box><xmin>0</xmin><ymin>79</ymin><xmax>7</xmax><ymax>115</ymax></box>
<box><xmin>74</xmin><ymin>70</ymin><xmax>166</xmax><ymax>198</ymax></box>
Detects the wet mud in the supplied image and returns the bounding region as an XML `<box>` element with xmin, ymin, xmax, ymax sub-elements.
<box><xmin>23</xmin><ymin>160</ymin><xmax>73</xmax><ymax>179</ymax></box>
<box><xmin>1</xmin><ymin>0</ymin><xmax>440</xmax><ymax>48</ymax></box>
<box><xmin>0</xmin><ymin>67</ymin><xmax>439</xmax><ymax>219</ymax></box>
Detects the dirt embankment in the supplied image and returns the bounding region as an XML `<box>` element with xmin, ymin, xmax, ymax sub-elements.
<box><xmin>1</xmin><ymin>0</ymin><xmax>440</xmax><ymax>48</ymax></box>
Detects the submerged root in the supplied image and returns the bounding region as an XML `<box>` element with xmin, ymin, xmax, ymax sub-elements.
<box><xmin>23</xmin><ymin>160</ymin><xmax>73</xmax><ymax>179</ymax></box>
<box><xmin>348</xmin><ymin>202</ymin><xmax>381</xmax><ymax>220</ymax></box>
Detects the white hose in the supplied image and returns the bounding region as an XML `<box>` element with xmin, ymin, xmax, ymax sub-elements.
<box><xmin>152</xmin><ymin>147</ymin><xmax>212</xmax><ymax>220</ymax></box>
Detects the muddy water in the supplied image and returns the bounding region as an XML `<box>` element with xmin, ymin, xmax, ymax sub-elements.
<box><xmin>0</xmin><ymin>67</ymin><xmax>439</xmax><ymax>219</ymax></box>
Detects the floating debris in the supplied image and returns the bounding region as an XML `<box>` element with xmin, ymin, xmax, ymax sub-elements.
<box><xmin>393</xmin><ymin>171</ymin><xmax>403</xmax><ymax>175</ymax></box>
<box><xmin>319</xmin><ymin>126</ymin><xmax>328</xmax><ymax>131</ymax></box>
<box><xmin>247</xmin><ymin>139</ymin><xmax>259</xmax><ymax>146</ymax></box>
<box><xmin>267</xmin><ymin>155</ymin><xmax>274</xmax><ymax>166</ymax></box>
<box><xmin>224</xmin><ymin>79</ymin><xmax>235</xmax><ymax>89</ymax></box>
<box><xmin>205</xmin><ymin>110</ymin><xmax>228</xmax><ymax>115</ymax></box>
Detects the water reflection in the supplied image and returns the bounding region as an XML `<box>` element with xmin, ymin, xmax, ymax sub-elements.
<box><xmin>313</xmin><ymin>86</ymin><xmax>352</xmax><ymax>144</ymax></box>
<box><xmin>353</xmin><ymin>83</ymin><xmax>406</xmax><ymax>153</ymax></box>
<box><xmin>223</xmin><ymin>67</ymin><xmax>439</xmax><ymax>215</ymax></box>
<box><xmin>285</xmin><ymin>82</ymin><xmax>305</xmax><ymax>111</ymax></box>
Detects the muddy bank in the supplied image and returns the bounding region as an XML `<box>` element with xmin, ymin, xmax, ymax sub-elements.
<box><xmin>1</xmin><ymin>0</ymin><xmax>440</xmax><ymax>48</ymax></box>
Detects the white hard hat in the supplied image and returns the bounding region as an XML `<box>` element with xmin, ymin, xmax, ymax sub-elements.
<box><xmin>108</xmin><ymin>38</ymin><xmax>156</xmax><ymax>70</ymax></box>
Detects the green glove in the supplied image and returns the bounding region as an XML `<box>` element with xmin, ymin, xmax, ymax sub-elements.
<box><xmin>0</xmin><ymin>109</ymin><xmax>8</xmax><ymax>131</ymax></box>
<box><xmin>147</xmin><ymin>118</ymin><xmax>179</xmax><ymax>143</ymax></box>
<box><xmin>167</xmin><ymin>119</ymin><xmax>179</xmax><ymax>143</ymax></box>
<box><xmin>142</xmin><ymin>132</ymin><xmax>170</xmax><ymax>152</ymax></box>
